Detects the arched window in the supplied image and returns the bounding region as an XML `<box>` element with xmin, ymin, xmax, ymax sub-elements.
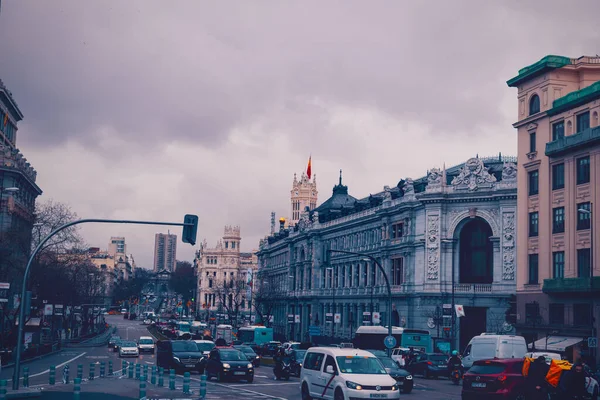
<box><xmin>529</xmin><ymin>94</ymin><xmax>540</xmax><ymax>115</ymax></box>
<box><xmin>459</xmin><ymin>218</ymin><xmax>493</xmax><ymax>284</ymax></box>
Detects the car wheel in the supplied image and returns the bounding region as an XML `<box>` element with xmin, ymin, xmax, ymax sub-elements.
<box><xmin>217</xmin><ymin>372</ymin><xmax>224</xmax><ymax>382</ymax></box>
<box><xmin>247</xmin><ymin>376</ymin><xmax>253</xmax><ymax>383</ymax></box>
<box><xmin>593</xmin><ymin>387</ymin><xmax>598</xmax><ymax>400</ymax></box>
<box><xmin>334</xmin><ymin>388</ymin><xmax>345</xmax><ymax>400</ymax></box>
<box><xmin>402</xmin><ymin>387</ymin><xmax>412</xmax><ymax>394</ymax></box>
<box><xmin>423</xmin><ymin>369</ymin><xmax>430</xmax><ymax>379</ymax></box>
<box><xmin>301</xmin><ymin>383</ymin><xmax>313</xmax><ymax>400</ymax></box>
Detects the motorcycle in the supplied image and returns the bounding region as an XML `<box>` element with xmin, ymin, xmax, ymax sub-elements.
<box><xmin>274</xmin><ymin>360</ymin><xmax>291</xmax><ymax>381</ymax></box>
<box><xmin>451</xmin><ymin>367</ymin><xmax>462</xmax><ymax>385</ymax></box>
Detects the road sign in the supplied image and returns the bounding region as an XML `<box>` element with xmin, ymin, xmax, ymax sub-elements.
<box><xmin>325</xmin><ymin>313</ymin><xmax>333</xmax><ymax>323</ymax></box>
<box><xmin>334</xmin><ymin>313</ymin><xmax>341</xmax><ymax>324</ymax></box>
<box><xmin>294</xmin><ymin>315</ymin><xmax>301</xmax><ymax>323</ymax></box>
<box><xmin>588</xmin><ymin>337</ymin><xmax>598</xmax><ymax>348</ymax></box>
<box><xmin>44</xmin><ymin>304</ymin><xmax>53</xmax><ymax>316</ymax></box>
<box><xmin>372</xmin><ymin>312</ymin><xmax>381</xmax><ymax>324</ymax></box>
<box><xmin>309</xmin><ymin>325</ymin><xmax>321</xmax><ymax>336</ymax></box>
<box><xmin>384</xmin><ymin>335</ymin><xmax>397</xmax><ymax>349</ymax></box>
<box><xmin>0</xmin><ymin>283</ymin><xmax>10</xmax><ymax>290</ymax></box>
<box><xmin>288</xmin><ymin>314</ymin><xmax>294</xmax><ymax>323</ymax></box>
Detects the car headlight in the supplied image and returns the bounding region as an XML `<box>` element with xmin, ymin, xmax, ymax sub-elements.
<box><xmin>406</xmin><ymin>375</ymin><xmax>413</xmax><ymax>380</ymax></box>
<box><xmin>346</xmin><ymin>381</ymin><xmax>362</xmax><ymax>390</ymax></box>
<box><xmin>392</xmin><ymin>384</ymin><xmax>399</xmax><ymax>391</ymax></box>
<box><xmin>247</xmin><ymin>363</ymin><xmax>253</xmax><ymax>369</ymax></box>
<box><xmin>173</xmin><ymin>357</ymin><xmax>180</xmax><ymax>363</ymax></box>
<box><xmin>255</xmin><ymin>356</ymin><xmax>260</xmax><ymax>359</ymax></box>
<box><xmin>223</xmin><ymin>363</ymin><xmax>231</xmax><ymax>369</ymax></box>
<box><xmin>299</xmin><ymin>363</ymin><xmax>302</xmax><ymax>367</ymax></box>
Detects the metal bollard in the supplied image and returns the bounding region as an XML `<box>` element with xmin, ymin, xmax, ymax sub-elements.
<box><xmin>63</xmin><ymin>365</ymin><xmax>70</xmax><ymax>384</ymax></box>
<box><xmin>158</xmin><ymin>367</ymin><xmax>164</xmax><ymax>387</ymax></box>
<box><xmin>100</xmin><ymin>361</ymin><xmax>105</xmax><ymax>377</ymax></box>
<box><xmin>89</xmin><ymin>363</ymin><xmax>95</xmax><ymax>380</ymax></box>
<box><xmin>139</xmin><ymin>377</ymin><xmax>147</xmax><ymax>399</ymax></box>
<box><xmin>108</xmin><ymin>360</ymin><xmax>113</xmax><ymax>376</ymax></box>
<box><xmin>122</xmin><ymin>360</ymin><xmax>127</xmax><ymax>375</ymax></box>
<box><xmin>183</xmin><ymin>372</ymin><xmax>190</xmax><ymax>394</ymax></box>
<box><xmin>49</xmin><ymin>365</ymin><xmax>56</xmax><ymax>385</ymax></box>
<box><xmin>151</xmin><ymin>366</ymin><xmax>157</xmax><ymax>385</ymax></box>
<box><xmin>143</xmin><ymin>364</ymin><xmax>148</xmax><ymax>381</ymax></box>
<box><xmin>199</xmin><ymin>374</ymin><xmax>207</xmax><ymax>399</ymax></box>
<box><xmin>77</xmin><ymin>364</ymin><xmax>83</xmax><ymax>380</ymax></box>
<box><xmin>0</xmin><ymin>380</ymin><xmax>7</xmax><ymax>400</ymax></box>
<box><xmin>135</xmin><ymin>363</ymin><xmax>141</xmax><ymax>380</ymax></box>
<box><xmin>169</xmin><ymin>369</ymin><xmax>175</xmax><ymax>390</ymax></box>
<box><xmin>23</xmin><ymin>367</ymin><xmax>29</xmax><ymax>388</ymax></box>
<box><xmin>128</xmin><ymin>363</ymin><xmax>133</xmax><ymax>379</ymax></box>
<box><xmin>73</xmin><ymin>377</ymin><xmax>81</xmax><ymax>400</ymax></box>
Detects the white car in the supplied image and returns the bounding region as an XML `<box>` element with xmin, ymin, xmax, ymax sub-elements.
<box><xmin>138</xmin><ymin>337</ymin><xmax>155</xmax><ymax>354</ymax></box>
<box><xmin>193</xmin><ymin>340</ymin><xmax>216</xmax><ymax>357</ymax></box>
<box><xmin>282</xmin><ymin>342</ymin><xmax>301</xmax><ymax>355</ymax></box>
<box><xmin>119</xmin><ymin>341</ymin><xmax>139</xmax><ymax>358</ymax></box>
<box><xmin>300</xmin><ymin>347</ymin><xmax>400</xmax><ymax>400</ymax></box>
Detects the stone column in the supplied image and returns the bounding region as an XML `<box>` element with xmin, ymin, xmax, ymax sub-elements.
<box><xmin>490</xmin><ymin>236</ymin><xmax>501</xmax><ymax>283</ymax></box>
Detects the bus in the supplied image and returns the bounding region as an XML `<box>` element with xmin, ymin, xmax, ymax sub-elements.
<box><xmin>237</xmin><ymin>326</ymin><xmax>274</xmax><ymax>345</ymax></box>
<box><xmin>353</xmin><ymin>326</ymin><xmax>433</xmax><ymax>353</ymax></box>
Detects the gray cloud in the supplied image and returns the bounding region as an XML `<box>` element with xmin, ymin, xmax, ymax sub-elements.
<box><xmin>1</xmin><ymin>0</ymin><xmax>599</xmax><ymax>266</ymax></box>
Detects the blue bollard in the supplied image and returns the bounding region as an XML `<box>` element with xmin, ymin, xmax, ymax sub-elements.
<box><xmin>73</xmin><ymin>377</ymin><xmax>81</xmax><ymax>400</ymax></box>
<box><xmin>135</xmin><ymin>363</ymin><xmax>140</xmax><ymax>380</ymax></box>
<box><xmin>89</xmin><ymin>363</ymin><xmax>95</xmax><ymax>380</ymax></box>
<box><xmin>108</xmin><ymin>360</ymin><xmax>113</xmax><ymax>376</ymax></box>
<box><xmin>169</xmin><ymin>369</ymin><xmax>175</xmax><ymax>390</ymax></box>
<box><xmin>183</xmin><ymin>372</ymin><xmax>190</xmax><ymax>394</ymax></box>
<box><xmin>128</xmin><ymin>363</ymin><xmax>133</xmax><ymax>379</ymax></box>
<box><xmin>0</xmin><ymin>380</ymin><xmax>7</xmax><ymax>400</ymax></box>
<box><xmin>49</xmin><ymin>365</ymin><xmax>56</xmax><ymax>385</ymax></box>
<box><xmin>100</xmin><ymin>361</ymin><xmax>105</xmax><ymax>378</ymax></box>
<box><xmin>199</xmin><ymin>374</ymin><xmax>207</xmax><ymax>399</ymax></box>
<box><xmin>23</xmin><ymin>367</ymin><xmax>29</xmax><ymax>388</ymax></box>
<box><xmin>143</xmin><ymin>364</ymin><xmax>148</xmax><ymax>381</ymax></box>
<box><xmin>158</xmin><ymin>367</ymin><xmax>164</xmax><ymax>387</ymax></box>
<box><xmin>151</xmin><ymin>366</ymin><xmax>157</xmax><ymax>385</ymax></box>
<box><xmin>139</xmin><ymin>377</ymin><xmax>147</xmax><ymax>399</ymax></box>
<box><xmin>77</xmin><ymin>364</ymin><xmax>83</xmax><ymax>380</ymax></box>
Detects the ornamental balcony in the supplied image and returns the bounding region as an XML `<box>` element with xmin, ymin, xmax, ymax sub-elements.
<box><xmin>542</xmin><ymin>277</ymin><xmax>600</xmax><ymax>294</ymax></box>
<box><xmin>545</xmin><ymin>126</ymin><xmax>600</xmax><ymax>157</ymax></box>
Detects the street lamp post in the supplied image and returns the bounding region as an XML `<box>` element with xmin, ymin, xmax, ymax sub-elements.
<box><xmin>579</xmin><ymin>204</ymin><xmax>595</xmax><ymax>365</ymax></box>
<box><xmin>328</xmin><ymin>249</ymin><xmax>393</xmax><ymax>356</ymax></box>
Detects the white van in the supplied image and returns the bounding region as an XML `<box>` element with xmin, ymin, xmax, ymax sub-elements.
<box><xmin>300</xmin><ymin>347</ymin><xmax>400</xmax><ymax>400</ymax></box>
<box><xmin>462</xmin><ymin>334</ymin><xmax>527</xmax><ymax>369</ymax></box>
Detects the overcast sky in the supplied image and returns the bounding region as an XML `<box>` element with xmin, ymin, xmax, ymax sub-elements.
<box><xmin>1</xmin><ymin>1</ymin><xmax>599</xmax><ymax>269</ymax></box>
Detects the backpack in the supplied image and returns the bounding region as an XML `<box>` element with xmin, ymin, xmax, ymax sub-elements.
<box><xmin>545</xmin><ymin>359</ymin><xmax>572</xmax><ymax>388</ymax></box>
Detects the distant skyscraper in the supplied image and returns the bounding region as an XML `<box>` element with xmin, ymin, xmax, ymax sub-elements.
<box><xmin>108</xmin><ymin>236</ymin><xmax>126</xmax><ymax>256</ymax></box>
<box><xmin>154</xmin><ymin>233</ymin><xmax>177</xmax><ymax>272</ymax></box>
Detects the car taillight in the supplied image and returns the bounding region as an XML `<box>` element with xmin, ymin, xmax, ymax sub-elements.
<box><xmin>427</xmin><ymin>361</ymin><xmax>433</xmax><ymax>365</ymax></box>
<box><xmin>497</xmin><ymin>375</ymin><xmax>507</xmax><ymax>383</ymax></box>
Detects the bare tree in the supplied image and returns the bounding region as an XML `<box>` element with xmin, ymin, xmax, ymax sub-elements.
<box><xmin>253</xmin><ymin>275</ymin><xmax>279</xmax><ymax>327</ymax></box>
<box><xmin>213</xmin><ymin>273</ymin><xmax>247</xmax><ymax>329</ymax></box>
<box><xmin>32</xmin><ymin>199</ymin><xmax>84</xmax><ymax>254</ymax></box>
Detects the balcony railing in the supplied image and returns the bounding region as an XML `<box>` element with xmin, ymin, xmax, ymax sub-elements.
<box><xmin>454</xmin><ymin>283</ymin><xmax>493</xmax><ymax>293</ymax></box>
<box><xmin>542</xmin><ymin>277</ymin><xmax>600</xmax><ymax>294</ymax></box>
<box><xmin>545</xmin><ymin>126</ymin><xmax>600</xmax><ymax>157</ymax></box>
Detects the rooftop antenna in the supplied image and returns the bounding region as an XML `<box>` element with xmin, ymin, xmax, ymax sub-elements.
<box><xmin>339</xmin><ymin>169</ymin><xmax>343</xmax><ymax>185</ymax></box>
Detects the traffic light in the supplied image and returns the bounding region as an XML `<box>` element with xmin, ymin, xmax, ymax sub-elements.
<box><xmin>505</xmin><ymin>294</ymin><xmax>517</xmax><ymax>325</ymax></box>
<box><xmin>182</xmin><ymin>214</ymin><xmax>198</xmax><ymax>246</ymax></box>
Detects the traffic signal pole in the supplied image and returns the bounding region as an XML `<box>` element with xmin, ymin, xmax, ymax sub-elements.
<box><xmin>12</xmin><ymin>216</ymin><xmax>198</xmax><ymax>390</ymax></box>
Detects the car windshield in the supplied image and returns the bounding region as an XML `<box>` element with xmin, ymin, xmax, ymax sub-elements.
<box><xmin>295</xmin><ymin>351</ymin><xmax>307</xmax><ymax>361</ymax></box>
<box><xmin>122</xmin><ymin>341</ymin><xmax>137</xmax><ymax>347</ymax></box>
<box><xmin>378</xmin><ymin>357</ymin><xmax>398</xmax><ymax>369</ymax></box>
<box><xmin>220</xmin><ymin>350</ymin><xmax>248</xmax><ymax>361</ymax></box>
<box><xmin>336</xmin><ymin>356</ymin><xmax>387</xmax><ymax>374</ymax></box>
<box><xmin>428</xmin><ymin>355</ymin><xmax>448</xmax><ymax>362</ymax></box>
<box><xmin>237</xmin><ymin>346</ymin><xmax>255</xmax><ymax>355</ymax></box>
<box><xmin>139</xmin><ymin>339</ymin><xmax>153</xmax><ymax>345</ymax></box>
<box><xmin>196</xmin><ymin>342</ymin><xmax>216</xmax><ymax>352</ymax></box>
<box><xmin>172</xmin><ymin>341</ymin><xmax>200</xmax><ymax>352</ymax></box>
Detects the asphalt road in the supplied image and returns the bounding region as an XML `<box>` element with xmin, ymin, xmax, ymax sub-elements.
<box><xmin>1</xmin><ymin>315</ymin><xmax>463</xmax><ymax>399</ymax></box>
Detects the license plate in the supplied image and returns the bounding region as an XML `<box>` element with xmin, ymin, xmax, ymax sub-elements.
<box><xmin>234</xmin><ymin>371</ymin><xmax>246</xmax><ymax>376</ymax></box>
<box><xmin>185</xmin><ymin>364</ymin><xmax>195</xmax><ymax>368</ymax></box>
<box><xmin>370</xmin><ymin>395</ymin><xmax>387</xmax><ymax>398</ymax></box>
<box><xmin>472</xmin><ymin>382</ymin><xmax>486</xmax><ymax>388</ymax></box>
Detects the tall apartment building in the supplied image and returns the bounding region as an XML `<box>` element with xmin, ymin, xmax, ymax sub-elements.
<box><xmin>108</xmin><ymin>236</ymin><xmax>126</xmax><ymax>256</ymax></box>
<box><xmin>154</xmin><ymin>233</ymin><xmax>177</xmax><ymax>272</ymax></box>
<box><xmin>508</xmin><ymin>55</ymin><xmax>600</xmax><ymax>365</ymax></box>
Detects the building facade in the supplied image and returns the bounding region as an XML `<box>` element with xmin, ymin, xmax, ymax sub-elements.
<box><xmin>290</xmin><ymin>172</ymin><xmax>318</xmax><ymax>226</ymax></box>
<box><xmin>153</xmin><ymin>233</ymin><xmax>177</xmax><ymax>272</ymax></box>
<box><xmin>257</xmin><ymin>156</ymin><xmax>517</xmax><ymax>350</ymax></box>
<box><xmin>508</xmin><ymin>55</ymin><xmax>600</xmax><ymax>364</ymax></box>
<box><xmin>108</xmin><ymin>236</ymin><xmax>126</xmax><ymax>257</ymax></box>
<box><xmin>0</xmin><ymin>79</ymin><xmax>42</xmax><ymax>293</ymax></box>
<box><xmin>194</xmin><ymin>226</ymin><xmax>258</xmax><ymax>326</ymax></box>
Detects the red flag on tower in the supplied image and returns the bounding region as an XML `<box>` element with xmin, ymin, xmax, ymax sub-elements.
<box><xmin>306</xmin><ymin>155</ymin><xmax>312</xmax><ymax>179</ymax></box>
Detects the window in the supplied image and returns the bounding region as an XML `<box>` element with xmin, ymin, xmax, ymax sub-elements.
<box><xmin>552</xmin><ymin>207</ymin><xmax>565</xmax><ymax>233</ymax></box>
<box><xmin>553</xmin><ymin>252</ymin><xmax>564</xmax><ymax>278</ymax></box>
<box><xmin>577</xmin><ymin>202</ymin><xmax>591</xmax><ymax>230</ymax></box>
<box><xmin>392</xmin><ymin>258</ymin><xmax>404</xmax><ymax>285</ymax></box>
<box><xmin>551</xmin><ymin>163</ymin><xmax>564</xmax><ymax>190</ymax></box>
<box><xmin>577</xmin><ymin>248</ymin><xmax>591</xmax><ymax>278</ymax></box>
<box><xmin>209</xmin><ymin>279</ymin><xmax>213</xmax><ymax>288</ymax></box>
<box><xmin>576</xmin><ymin>156</ymin><xmax>590</xmax><ymax>184</ymax></box>
<box><xmin>528</xmin><ymin>170</ymin><xmax>539</xmax><ymax>196</ymax></box>
<box><xmin>549</xmin><ymin>304</ymin><xmax>565</xmax><ymax>325</ymax></box>
<box><xmin>232</xmin><ymin>242</ymin><xmax>236</xmax><ymax>249</ymax></box>
<box><xmin>576</xmin><ymin>111</ymin><xmax>590</xmax><ymax>132</ymax></box>
<box><xmin>391</xmin><ymin>223</ymin><xmax>404</xmax><ymax>239</ymax></box>
<box><xmin>574</xmin><ymin>304</ymin><xmax>591</xmax><ymax>326</ymax></box>
<box><xmin>552</xmin><ymin>121</ymin><xmax>565</xmax><ymax>141</ymax></box>
<box><xmin>225</xmin><ymin>242</ymin><xmax>228</xmax><ymax>249</ymax></box>
<box><xmin>529</xmin><ymin>212</ymin><xmax>539</xmax><ymax>237</ymax></box>
<box><xmin>529</xmin><ymin>94</ymin><xmax>540</xmax><ymax>115</ymax></box>
<box><xmin>525</xmin><ymin>302</ymin><xmax>540</xmax><ymax>324</ymax></box>
<box><xmin>528</xmin><ymin>254</ymin><xmax>538</xmax><ymax>284</ymax></box>
<box><xmin>529</xmin><ymin>132</ymin><xmax>536</xmax><ymax>153</ymax></box>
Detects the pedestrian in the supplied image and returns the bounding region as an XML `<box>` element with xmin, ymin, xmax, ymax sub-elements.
<box><xmin>525</xmin><ymin>356</ymin><xmax>549</xmax><ymax>400</ymax></box>
<box><xmin>563</xmin><ymin>362</ymin><xmax>588</xmax><ymax>399</ymax></box>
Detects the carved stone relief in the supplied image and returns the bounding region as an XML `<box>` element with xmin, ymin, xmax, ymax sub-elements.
<box><xmin>451</xmin><ymin>157</ymin><xmax>497</xmax><ymax>191</ymax></box>
<box><xmin>425</xmin><ymin>168</ymin><xmax>443</xmax><ymax>193</ymax></box>
<box><xmin>426</xmin><ymin>215</ymin><xmax>440</xmax><ymax>280</ymax></box>
<box><xmin>501</xmin><ymin>212</ymin><xmax>516</xmax><ymax>280</ymax></box>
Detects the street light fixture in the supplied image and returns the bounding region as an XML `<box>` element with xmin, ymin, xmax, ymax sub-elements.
<box><xmin>578</xmin><ymin>205</ymin><xmax>595</xmax><ymax>364</ymax></box>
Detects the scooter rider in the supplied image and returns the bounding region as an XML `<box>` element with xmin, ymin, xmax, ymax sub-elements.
<box><xmin>447</xmin><ymin>350</ymin><xmax>463</xmax><ymax>376</ymax></box>
<box><xmin>274</xmin><ymin>348</ymin><xmax>290</xmax><ymax>379</ymax></box>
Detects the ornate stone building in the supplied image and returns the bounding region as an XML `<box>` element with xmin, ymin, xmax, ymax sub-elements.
<box><xmin>194</xmin><ymin>226</ymin><xmax>258</xmax><ymax>325</ymax></box>
<box><xmin>290</xmin><ymin>172</ymin><xmax>318</xmax><ymax>226</ymax></box>
<box><xmin>257</xmin><ymin>155</ymin><xmax>517</xmax><ymax>350</ymax></box>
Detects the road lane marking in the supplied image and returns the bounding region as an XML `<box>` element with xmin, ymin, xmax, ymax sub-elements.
<box><xmin>4</xmin><ymin>351</ymin><xmax>88</xmax><ymax>382</ymax></box>
<box><xmin>188</xmin><ymin>378</ymin><xmax>287</xmax><ymax>400</ymax></box>
<box><xmin>228</xmin><ymin>382</ymin><xmax>298</xmax><ymax>387</ymax></box>
<box><xmin>145</xmin><ymin>361</ymin><xmax>154</xmax><ymax>365</ymax></box>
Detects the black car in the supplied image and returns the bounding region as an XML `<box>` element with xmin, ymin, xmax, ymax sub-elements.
<box><xmin>234</xmin><ymin>345</ymin><xmax>261</xmax><ymax>367</ymax></box>
<box><xmin>291</xmin><ymin>350</ymin><xmax>307</xmax><ymax>376</ymax></box>
<box><xmin>377</xmin><ymin>356</ymin><xmax>414</xmax><ymax>394</ymax></box>
<box><xmin>406</xmin><ymin>353</ymin><xmax>448</xmax><ymax>379</ymax></box>
<box><xmin>156</xmin><ymin>340</ymin><xmax>204</xmax><ymax>373</ymax></box>
<box><xmin>108</xmin><ymin>335</ymin><xmax>121</xmax><ymax>348</ymax></box>
<box><xmin>206</xmin><ymin>348</ymin><xmax>254</xmax><ymax>383</ymax></box>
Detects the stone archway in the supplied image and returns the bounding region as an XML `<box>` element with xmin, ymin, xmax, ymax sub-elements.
<box><xmin>457</xmin><ymin>217</ymin><xmax>494</xmax><ymax>284</ymax></box>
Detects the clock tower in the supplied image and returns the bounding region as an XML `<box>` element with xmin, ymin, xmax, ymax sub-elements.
<box><xmin>290</xmin><ymin>171</ymin><xmax>318</xmax><ymax>226</ymax></box>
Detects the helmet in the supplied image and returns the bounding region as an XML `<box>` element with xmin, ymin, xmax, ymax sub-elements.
<box><xmin>452</xmin><ymin>350</ymin><xmax>458</xmax><ymax>356</ymax></box>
